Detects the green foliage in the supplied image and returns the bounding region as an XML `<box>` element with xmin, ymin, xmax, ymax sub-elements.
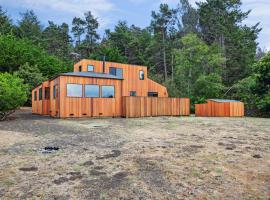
<box><xmin>14</xmin><ymin>63</ymin><xmax>45</xmax><ymax>103</ymax></box>
<box><xmin>0</xmin><ymin>34</ymin><xmax>67</xmax><ymax>77</ymax></box>
<box><xmin>0</xmin><ymin>6</ymin><xmax>14</xmax><ymax>35</ymax></box>
<box><xmin>0</xmin><ymin>73</ymin><xmax>27</xmax><ymax>120</ymax></box>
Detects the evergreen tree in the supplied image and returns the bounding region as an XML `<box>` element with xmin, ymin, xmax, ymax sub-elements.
<box><xmin>17</xmin><ymin>10</ymin><xmax>42</xmax><ymax>44</ymax></box>
<box><xmin>0</xmin><ymin>6</ymin><xmax>14</xmax><ymax>35</ymax></box>
<box><xmin>72</xmin><ymin>17</ymin><xmax>85</xmax><ymax>46</ymax></box>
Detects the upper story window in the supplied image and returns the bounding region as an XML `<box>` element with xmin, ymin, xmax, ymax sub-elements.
<box><xmin>139</xmin><ymin>70</ymin><xmax>144</xmax><ymax>80</ymax></box>
<box><xmin>101</xmin><ymin>86</ymin><xmax>115</xmax><ymax>98</ymax></box>
<box><xmin>109</xmin><ymin>67</ymin><xmax>123</xmax><ymax>78</ymax></box>
<box><xmin>78</xmin><ymin>66</ymin><xmax>82</xmax><ymax>72</ymax></box>
<box><xmin>34</xmin><ymin>91</ymin><xmax>37</xmax><ymax>101</ymax></box>
<box><xmin>130</xmin><ymin>91</ymin><xmax>136</xmax><ymax>96</ymax></box>
<box><xmin>148</xmin><ymin>92</ymin><xmax>158</xmax><ymax>97</ymax></box>
<box><xmin>87</xmin><ymin>65</ymin><xmax>94</xmax><ymax>72</ymax></box>
<box><xmin>39</xmin><ymin>88</ymin><xmax>42</xmax><ymax>100</ymax></box>
<box><xmin>67</xmin><ymin>84</ymin><xmax>82</xmax><ymax>97</ymax></box>
<box><xmin>53</xmin><ymin>85</ymin><xmax>58</xmax><ymax>99</ymax></box>
<box><xmin>85</xmin><ymin>85</ymin><xmax>99</xmax><ymax>97</ymax></box>
<box><xmin>45</xmin><ymin>87</ymin><xmax>50</xmax><ymax>100</ymax></box>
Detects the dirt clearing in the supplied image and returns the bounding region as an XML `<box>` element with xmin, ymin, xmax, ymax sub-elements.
<box><xmin>0</xmin><ymin>108</ymin><xmax>269</xmax><ymax>200</ymax></box>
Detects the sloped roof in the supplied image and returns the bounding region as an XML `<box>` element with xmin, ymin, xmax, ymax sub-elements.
<box><xmin>59</xmin><ymin>72</ymin><xmax>123</xmax><ymax>80</ymax></box>
<box><xmin>208</xmin><ymin>99</ymin><xmax>241</xmax><ymax>103</ymax></box>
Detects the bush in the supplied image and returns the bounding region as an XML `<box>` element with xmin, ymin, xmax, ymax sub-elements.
<box><xmin>0</xmin><ymin>73</ymin><xmax>27</xmax><ymax>120</ymax></box>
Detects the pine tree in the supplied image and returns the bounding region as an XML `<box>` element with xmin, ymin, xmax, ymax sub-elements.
<box><xmin>72</xmin><ymin>17</ymin><xmax>85</xmax><ymax>46</ymax></box>
<box><xmin>0</xmin><ymin>6</ymin><xmax>14</xmax><ymax>35</ymax></box>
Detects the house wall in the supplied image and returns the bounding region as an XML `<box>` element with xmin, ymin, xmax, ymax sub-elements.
<box><xmin>59</xmin><ymin>76</ymin><xmax>122</xmax><ymax>118</ymax></box>
<box><xmin>74</xmin><ymin>59</ymin><xmax>168</xmax><ymax>97</ymax></box>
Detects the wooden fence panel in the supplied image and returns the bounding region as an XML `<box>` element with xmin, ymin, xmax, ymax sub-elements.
<box><xmin>122</xmin><ymin>97</ymin><xmax>190</xmax><ymax>118</ymax></box>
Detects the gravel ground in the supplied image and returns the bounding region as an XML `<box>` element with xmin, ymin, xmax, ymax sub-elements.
<box><xmin>0</xmin><ymin>107</ymin><xmax>269</xmax><ymax>200</ymax></box>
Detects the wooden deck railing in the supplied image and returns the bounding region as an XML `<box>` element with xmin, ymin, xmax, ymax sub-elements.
<box><xmin>122</xmin><ymin>97</ymin><xmax>190</xmax><ymax>118</ymax></box>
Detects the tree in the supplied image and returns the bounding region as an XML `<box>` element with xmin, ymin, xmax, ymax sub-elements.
<box><xmin>15</xmin><ymin>63</ymin><xmax>45</xmax><ymax>103</ymax></box>
<box><xmin>16</xmin><ymin>10</ymin><xmax>42</xmax><ymax>44</ymax></box>
<box><xmin>82</xmin><ymin>11</ymin><xmax>100</xmax><ymax>57</ymax></box>
<box><xmin>173</xmin><ymin>33</ymin><xmax>225</xmax><ymax>100</ymax></box>
<box><xmin>0</xmin><ymin>73</ymin><xmax>27</xmax><ymax>120</ymax></box>
<box><xmin>0</xmin><ymin>34</ymin><xmax>67</xmax><ymax>77</ymax></box>
<box><xmin>150</xmin><ymin>4</ymin><xmax>176</xmax><ymax>80</ymax></box>
<box><xmin>42</xmin><ymin>21</ymin><xmax>72</xmax><ymax>62</ymax></box>
<box><xmin>72</xmin><ymin>17</ymin><xmax>85</xmax><ymax>46</ymax></box>
<box><xmin>0</xmin><ymin>6</ymin><xmax>14</xmax><ymax>35</ymax></box>
<box><xmin>197</xmin><ymin>0</ymin><xmax>261</xmax><ymax>84</ymax></box>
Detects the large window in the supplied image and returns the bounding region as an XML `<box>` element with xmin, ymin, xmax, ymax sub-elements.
<box><xmin>130</xmin><ymin>91</ymin><xmax>136</xmax><ymax>96</ymax></box>
<box><xmin>109</xmin><ymin>67</ymin><xmax>123</xmax><ymax>78</ymax></box>
<box><xmin>39</xmin><ymin>88</ymin><xmax>42</xmax><ymax>100</ymax></box>
<box><xmin>67</xmin><ymin>84</ymin><xmax>82</xmax><ymax>97</ymax></box>
<box><xmin>87</xmin><ymin>65</ymin><xmax>94</xmax><ymax>72</ymax></box>
<box><xmin>148</xmin><ymin>92</ymin><xmax>158</xmax><ymax>97</ymax></box>
<box><xmin>34</xmin><ymin>91</ymin><xmax>37</xmax><ymax>101</ymax></box>
<box><xmin>139</xmin><ymin>70</ymin><xmax>144</xmax><ymax>80</ymax></box>
<box><xmin>45</xmin><ymin>87</ymin><xmax>50</xmax><ymax>100</ymax></box>
<box><xmin>85</xmin><ymin>85</ymin><xmax>99</xmax><ymax>97</ymax></box>
<box><xmin>53</xmin><ymin>85</ymin><xmax>58</xmax><ymax>99</ymax></box>
<box><xmin>101</xmin><ymin>86</ymin><xmax>115</xmax><ymax>98</ymax></box>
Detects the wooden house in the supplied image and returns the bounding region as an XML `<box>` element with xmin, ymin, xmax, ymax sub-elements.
<box><xmin>195</xmin><ymin>99</ymin><xmax>244</xmax><ymax>117</ymax></box>
<box><xmin>32</xmin><ymin>59</ymin><xmax>190</xmax><ymax>118</ymax></box>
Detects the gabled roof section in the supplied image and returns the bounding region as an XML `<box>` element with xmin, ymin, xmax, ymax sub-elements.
<box><xmin>59</xmin><ymin>72</ymin><xmax>123</xmax><ymax>80</ymax></box>
<box><xmin>208</xmin><ymin>99</ymin><xmax>241</xmax><ymax>103</ymax></box>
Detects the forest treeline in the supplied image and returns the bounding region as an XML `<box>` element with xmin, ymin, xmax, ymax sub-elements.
<box><xmin>0</xmin><ymin>0</ymin><xmax>269</xmax><ymax>117</ymax></box>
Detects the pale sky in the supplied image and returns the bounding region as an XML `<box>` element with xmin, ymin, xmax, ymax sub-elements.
<box><xmin>0</xmin><ymin>0</ymin><xmax>269</xmax><ymax>50</ymax></box>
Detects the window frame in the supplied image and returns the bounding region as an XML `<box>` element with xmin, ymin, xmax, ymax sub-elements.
<box><xmin>34</xmin><ymin>91</ymin><xmax>37</xmax><ymax>101</ymax></box>
<box><xmin>45</xmin><ymin>87</ymin><xmax>50</xmax><ymax>100</ymax></box>
<box><xmin>139</xmin><ymin>70</ymin><xmax>145</xmax><ymax>80</ymax></box>
<box><xmin>53</xmin><ymin>85</ymin><xmax>58</xmax><ymax>99</ymax></box>
<box><xmin>87</xmin><ymin>65</ymin><xmax>94</xmax><ymax>72</ymax></box>
<box><xmin>148</xmin><ymin>92</ymin><xmax>158</xmax><ymax>97</ymax></box>
<box><xmin>39</xmin><ymin>88</ymin><xmax>42</xmax><ymax>100</ymax></box>
<box><xmin>66</xmin><ymin>83</ymin><xmax>83</xmax><ymax>98</ymax></box>
<box><xmin>84</xmin><ymin>84</ymin><xmax>100</xmax><ymax>98</ymax></box>
<box><xmin>101</xmin><ymin>85</ymin><xmax>115</xmax><ymax>98</ymax></box>
<box><xmin>109</xmin><ymin>67</ymin><xmax>123</xmax><ymax>78</ymax></box>
<box><xmin>130</xmin><ymin>91</ymin><xmax>137</xmax><ymax>97</ymax></box>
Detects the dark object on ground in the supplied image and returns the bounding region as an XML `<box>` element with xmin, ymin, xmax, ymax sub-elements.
<box><xmin>253</xmin><ymin>154</ymin><xmax>262</xmax><ymax>158</ymax></box>
<box><xmin>82</xmin><ymin>160</ymin><xmax>94</xmax><ymax>166</ymax></box>
<box><xmin>96</xmin><ymin>150</ymin><xmax>121</xmax><ymax>160</ymax></box>
<box><xmin>42</xmin><ymin>146</ymin><xmax>60</xmax><ymax>154</ymax></box>
<box><xmin>19</xmin><ymin>166</ymin><xmax>38</xmax><ymax>172</ymax></box>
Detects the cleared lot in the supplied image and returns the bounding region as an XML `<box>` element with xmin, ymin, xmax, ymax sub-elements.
<box><xmin>0</xmin><ymin>108</ymin><xmax>269</xmax><ymax>200</ymax></box>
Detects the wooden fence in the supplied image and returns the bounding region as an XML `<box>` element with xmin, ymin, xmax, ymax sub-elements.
<box><xmin>122</xmin><ymin>97</ymin><xmax>190</xmax><ymax>118</ymax></box>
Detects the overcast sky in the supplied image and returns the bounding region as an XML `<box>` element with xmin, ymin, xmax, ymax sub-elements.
<box><xmin>0</xmin><ymin>0</ymin><xmax>269</xmax><ymax>50</ymax></box>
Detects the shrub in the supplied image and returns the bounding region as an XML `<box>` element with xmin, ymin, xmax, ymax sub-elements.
<box><xmin>0</xmin><ymin>73</ymin><xmax>27</xmax><ymax>120</ymax></box>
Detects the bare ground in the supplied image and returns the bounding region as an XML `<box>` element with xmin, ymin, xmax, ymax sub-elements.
<box><xmin>0</xmin><ymin>107</ymin><xmax>269</xmax><ymax>200</ymax></box>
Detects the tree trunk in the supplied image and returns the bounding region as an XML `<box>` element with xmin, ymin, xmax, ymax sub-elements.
<box><xmin>171</xmin><ymin>54</ymin><xmax>174</xmax><ymax>81</ymax></box>
<box><xmin>162</xmin><ymin>29</ymin><xmax>167</xmax><ymax>81</ymax></box>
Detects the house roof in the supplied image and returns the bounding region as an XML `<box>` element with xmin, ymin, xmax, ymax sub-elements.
<box><xmin>59</xmin><ymin>72</ymin><xmax>123</xmax><ymax>80</ymax></box>
<box><xmin>208</xmin><ymin>99</ymin><xmax>241</xmax><ymax>103</ymax></box>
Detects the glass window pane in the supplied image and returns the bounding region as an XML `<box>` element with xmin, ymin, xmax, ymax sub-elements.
<box><xmin>79</xmin><ymin>66</ymin><xmax>82</xmax><ymax>72</ymax></box>
<box><xmin>116</xmin><ymin>68</ymin><xmax>123</xmax><ymax>78</ymax></box>
<box><xmin>34</xmin><ymin>91</ymin><xmax>37</xmax><ymax>101</ymax></box>
<box><xmin>39</xmin><ymin>88</ymin><xmax>42</xmax><ymax>100</ymax></box>
<box><xmin>130</xmin><ymin>91</ymin><xmax>136</xmax><ymax>96</ymax></box>
<box><xmin>139</xmin><ymin>70</ymin><xmax>144</xmax><ymax>80</ymax></box>
<box><xmin>85</xmin><ymin>85</ymin><xmax>99</xmax><ymax>97</ymax></box>
<box><xmin>102</xmin><ymin>86</ymin><xmax>114</xmax><ymax>98</ymax></box>
<box><xmin>148</xmin><ymin>92</ymin><xmax>158</xmax><ymax>97</ymax></box>
<box><xmin>67</xmin><ymin>84</ymin><xmax>82</xmax><ymax>97</ymax></box>
<box><xmin>87</xmin><ymin>65</ymin><xmax>94</xmax><ymax>72</ymax></box>
<box><xmin>45</xmin><ymin>87</ymin><xmax>50</xmax><ymax>100</ymax></box>
<box><xmin>109</xmin><ymin>67</ymin><xmax>116</xmax><ymax>75</ymax></box>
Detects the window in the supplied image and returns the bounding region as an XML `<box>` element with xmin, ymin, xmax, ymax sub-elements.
<box><xmin>109</xmin><ymin>67</ymin><xmax>123</xmax><ymax>78</ymax></box>
<box><xmin>34</xmin><ymin>91</ymin><xmax>37</xmax><ymax>101</ymax></box>
<box><xmin>45</xmin><ymin>87</ymin><xmax>50</xmax><ymax>100</ymax></box>
<box><xmin>101</xmin><ymin>86</ymin><xmax>115</xmax><ymax>98</ymax></box>
<box><xmin>67</xmin><ymin>84</ymin><xmax>82</xmax><ymax>97</ymax></box>
<box><xmin>87</xmin><ymin>65</ymin><xmax>94</xmax><ymax>72</ymax></box>
<box><xmin>39</xmin><ymin>88</ymin><xmax>42</xmax><ymax>100</ymax></box>
<box><xmin>53</xmin><ymin>85</ymin><xmax>58</xmax><ymax>99</ymax></box>
<box><xmin>139</xmin><ymin>70</ymin><xmax>144</xmax><ymax>80</ymax></box>
<box><xmin>78</xmin><ymin>66</ymin><xmax>82</xmax><ymax>72</ymax></box>
<box><xmin>148</xmin><ymin>92</ymin><xmax>158</xmax><ymax>97</ymax></box>
<box><xmin>130</xmin><ymin>91</ymin><xmax>136</xmax><ymax>96</ymax></box>
<box><xmin>85</xmin><ymin>85</ymin><xmax>99</xmax><ymax>97</ymax></box>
